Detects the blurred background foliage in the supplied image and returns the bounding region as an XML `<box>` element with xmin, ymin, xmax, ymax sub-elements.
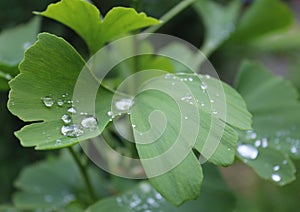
<box><xmin>0</xmin><ymin>0</ymin><xmax>299</xmax><ymax>211</ymax></box>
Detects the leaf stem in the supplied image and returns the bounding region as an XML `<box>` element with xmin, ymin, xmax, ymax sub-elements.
<box><xmin>68</xmin><ymin>146</ymin><xmax>97</xmax><ymax>202</ymax></box>
<box><xmin>144</xmin><ymin>0</ymin><xmax>196</xmax><ymax>34</ymax></box>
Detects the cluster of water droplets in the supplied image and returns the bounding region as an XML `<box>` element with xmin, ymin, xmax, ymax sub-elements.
<box><xmin>116</xmin><ymin>183</ymin><xmax>164</xmax><ymax>212</ymax></box>
<box><xmin>163</xmin><ymin>73</ymin><xmax>220</xmax><ymax>118</ymax></box>
<box><xmin>41</xmin><ymin>93</ymin><xmax>98</xmax><ymax>141</ymax></box>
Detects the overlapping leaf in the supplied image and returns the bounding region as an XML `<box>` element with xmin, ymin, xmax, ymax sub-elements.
<box><xmin>229</xmin><ymin>0</ymin><xmax>293</xmax><ymax>43</ymax></box>
<box><xmin>87</xmin><ymin>164</ymin><xmax>235</xmax><ymax>212</ymax></box>
<box><xmin>36</xmin><ymin>0</ymin><xmax>159</xmax><ymax>54</ymax></box>
<box><xmin>235</xmin><ymin>61</ymin><xmax>300</xmax><ymax>185</ymax></box>
<box><xmin>193</xmin><ymin>0</ymin><xmax>241</xmax><ymax>54</ymax></box>
<box><xmin>0</xmin><ymin>17</ymin><xmax>40</xmax><ymax>90</ymax></box>
<box><xmin>130</xmin><ymin>73</ymin><xmax>251</xmax><ymax>205</ymax></box>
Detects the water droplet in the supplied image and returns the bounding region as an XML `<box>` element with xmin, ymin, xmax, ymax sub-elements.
<box><xmin>254</xmin><ymin>140</ymin><xmax>261</xmax><ymax>147</ymax></box>
<box><xmin>139</xmin><ymin>183</ymin><xmax>151</xmax><ymax>193</ymax></box>
<box><xmin>201</xmin><ymin>103</ymin><xmax>205</xmax><ymax>107</ymax></box>
<box><xmin>81</xmin><ymin>115</ymin><xmax>98</xmax><ymax>131</ymax></box>
<box><xmin>205</xmin><ymin>74</ymin><xmax>211</xmax><ymax>79</ymax></box>
<box><xmin>283</xmin><ymin>160</ymin><xmax>288</xmax><ymax>165</ymax></box>
<box><xmin>67</xmin><ymin>107</ymin><xmax>77</xmax><ymax>114</ymax></box>
<box><xmin>132</xmin><ymin>124</ymin><xmax>136</xmax><ymax>128</ymax></box>
<box><xmin>22</xmin><ymin>42</ymin><xmax>31</xmax><ymax>50</ymax></box>
<box><xmin>290</xmin><ymin>146</ymin><xmax>297</xmax><ymax>154</ymax></box>
<box><xmin>184</xmin><ymin>116</ymin><xmax>188</xmax><ymax>120</ymax></box>
<box><xmin>61</xmin><ymin>125</ymin><xmax>84</xmax><ymax>137</ymax></box>
<box><xmin>55</xmin><ymin>139</ymin><xmax>62</xmax><ymax>146</ymax></box>
<box><xmin>57</xmin><ymin>98</ymin><xmax>64</xmax><ymax>107</ymax></box>
<box><xmin>171</xmin><ymin>82</ymin><xmax>176</xmax><ymax>86</ymax></box>
<box><xmin>107</xmin><ymin>111</ymin><xmax>113</xmax><ymax>116</ymax></box>
<box><xmin>62</xmin><ymin>93</ymin><xmax>68</xmax><ymax>98</ymax></box>
<box><xmin>246</xmin><ymin>131</ymin><xmax>257</xmax><ymax>139</ymax></box>
<box><xmin>273</xmin><ymin>165</ymin><xmax>280</xmax><ymax>171</ymax></box>
<box><xmin>115</xmin><ymin>98</ymin><xmax>133</xmax><ymax>111</ymax></box>
<box><xmin>61</xmin><ymin>114</ymin><xmax>72</xmax><ymax>124</ymax></box>
<box><xmin>188</xmin><ymin>77</ymin><xmax>193</xmax><ymax>82</ymax></box>
<box><xmin>262</xmin><ymin>138</ymin><xmax>268</xmax><ymax>148</ymax></box>
<box><xmin>237</xmin><ymin>144</ymin><xmax>259</xmax><ymax>160</ymax></box>
<box><xmin>210</xmin><ymin>99</ymin><xmax>215</xmax><ymax>103</ymax></box>
<box><xmin>164</xmin><ymin>73</ymin><xmax>172</xmax><ymax>79</ymax></box>
<box><xmin>80</xmin><ymin>112</ymin><xmax>88</xmax><ymax>116</ymax></box>
<box><xmin>4</xmin><ymin>73</ymin><xmax>12</xmax><ymax>80</ymax></box>
<box><xmin>41</xmin><ymin>96</ymin><xmax>54</xmax><ymax>108</ymax></box>
<box><xmin>200</xmin><ymin>82</ymin><xmax>207</xmax><ymax>90</ymax></box>
<box><xmin>155</xmin><ymin>192</ymin><xmax>163</xmax><ymax>200</ymax></box>
<box><xmin>212</xmin><ymin>111</ymin><xmax>218</xmax><ymax>115</ymax></box>
<box><xmin>272</xmin><ymin>174</ymin><xmax>281</xmax><ymax>182</ymax></box>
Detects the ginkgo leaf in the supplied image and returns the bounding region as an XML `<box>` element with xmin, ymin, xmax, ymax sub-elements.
<box><xmin>130</xmin><ymin>73</ymin><xmax>251</xmax><ymax>205</ymax></box>
<box><xmin>8</xmin><ymin>33</ymin><xmax>113</xmax><ymax>150</ymax></box>
<box><xmin>235</xmin><ymin>61</ymin><xmax>300</xmax><ymax>185</ymax></box>
<box><xmin>35</xmin><ymin>0</ymin><xmax>159</xmax><ymax>54</ymax></box>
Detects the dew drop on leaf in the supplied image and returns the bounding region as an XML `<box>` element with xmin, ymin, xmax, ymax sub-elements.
<box><xmin>115</xmin><ymin>98</ymin><xmax>134</xmax><ymax>111</ymax></box>
<box><xmin>67</xmin><ymin>107</ymin><xmax>77</xmax><ymax>114</ymax></box>
<box><xmin>81</xmin><ymin>115</ymin><xmax>98</xmax><ymax>130</ymax></box>
<box><xmin>290</xmin><ymin>146</ymin><xmax>298</xmax><ymax>154</ymax></box>
<box><xmin>237</xmin><ymin>144</ymin><xmax>259</xmax><ymax>160</ymax></box>
<box><xmin>57</xmin><ymin>98</ymin><xmax>64</xmax><ymax>107</ymax></box>
<box><xmin>61</xmin><ymin>114</ymin><xmax>71</xmax><ymax>124</ymax></box>
<box><xmin>55</xmin><ymin>139</ymin><xmax>62</xmax><ymax>146</ymax></box>
<box><xmin>262</xmin><ymin>138</ymin><xmax>268</xmax><ymax>148</ymax></box>
<box><xmin>41</xmin><ymin>96</ymin><xmax>55</xmax><ymax>108</ymax></box>
<box><xmin>273</xmin><ymin>165</ymin><xmax>280</xmax><ymax>171</ymax></box>
<box><xmin>272</xmin><ymin>173</ymin><xmax>281</xmax><ymax>182</ymax></box>
<box><xmin>61</xmin><ymin>124</ymin><xmax>84</xmax><ymax>137</ymax></box>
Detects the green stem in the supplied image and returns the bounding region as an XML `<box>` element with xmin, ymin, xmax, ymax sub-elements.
<box><xmin>144</xmin><ymin>0</ymin><xmax>197</xmax><ymax>34</ymax></box>
<box><xmin>68</xmin><ymin>146</ymin><xmax>97</xmax><ymax>202</ymax></box>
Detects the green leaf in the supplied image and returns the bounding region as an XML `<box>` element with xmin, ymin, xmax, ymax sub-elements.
<box><xmin>36</xmin><ymin>0</ymin><xmax>159</xmax><ymax>54</ymax></box>
<box><xmin>86</xmin><ymin>165</ymin><xmax>236</xmax><ymax>211</ymax></box>
<box><xmin>8</xmin><ymin>33</ymin><xmax>113</xmax><ymax>150</ymax></box>
<box><xmin>13</xmin><ymin>151</ymin><xmax>88</xmax><ymax>210</ymax></box>
<box><xmin>130</xmin><ymin>73</ymin><xmax>251</xmax><ymax>205</ymax></box>
<box><xmin>235</xmin><ymin>61</ymin><xmax>300</xmax><ymax>185</ymax></box>
<box><xmin>193</xmin><ymin>0</ymin><xmax>241</xmax><ymax>54</ymax></box>
<box><xmin>229</xmin><ymin>0</ymin><xmax>293</xmax><ymax>43</ymax></box>
<box><xmin>0</xmin><ymin>17</ymin><xmax>40</xmax><ymax>90</ymax></box>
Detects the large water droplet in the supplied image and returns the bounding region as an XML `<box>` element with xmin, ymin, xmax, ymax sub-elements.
<box><xmin>272</xmin><ymin>174</ymin><xmax>281</xmax><ymax>182</ymax></box>
<box><xmin>41</xmin><ymin>96</ymin><xmax>55</xmax><ymax>108</ymax></box>
<box><xmin>61</xmin><ymin>114</ymin><xmax>72</xmax><ymax>124</ymax></box>
<box><xmin>81</xmin><ymin>115</ymin><xmax>98</xmax><ymax>131</ymax></box>
<box><xmin>61</xmin><ymin>124</ymin><xmax>84</xmax><ymax>137</ymax></box>
<box><xmin>115</xmin><ymin>98</ymin><xmax>133</xmax><ymax>111</ymax></box>
<box><xmin>237</xmin><ymin>144</ymin><xmax>259</xmax><ymax>160</ymax></box>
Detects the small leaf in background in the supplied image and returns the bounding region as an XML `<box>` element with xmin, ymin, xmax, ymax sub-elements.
<box><xmin>13</xmin><ymin>152</ymin><xmax>84</xmax><ymax>211</ymax></box>
<box><xmin>193</xmin><ymin>0</ymin><xmax>241</xmax><ymax>54</ymax></box>
<box><xmin>130</xmin><ymin>73</ymin><xmax>251</xmax><ymax>205</ymax></box>
<box><xmin>0</xmin><ymin>17</ymin><xmax>40</xmax><ymax>90</ymax></box>
<box><xmin>229</xmin><ymin>0</ymin><xmax>293</xmax><ymax>43</ymax></box>
<box><xmin>235</xmin><ymin>61</ymin><xmax>300</xmax><ymax>185</ymax></box>
<box><xmin>87</xmin><ymin>164</ymin><xmax>236</xmax><ymax>212</ymax></box>
<box><xmin>12</xmin><ymin>150</ymin><xmax>106</xmax><ymax>211</ymax></box>
<box><xmin>8</xmin><ymin>33</ymin><xmax>113</xmax><ymax>150</ymax></box>
<box><xmin>36</xmin><ymin>0</ymin><xmax>159</xmax><ymax>54</ymax></box>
